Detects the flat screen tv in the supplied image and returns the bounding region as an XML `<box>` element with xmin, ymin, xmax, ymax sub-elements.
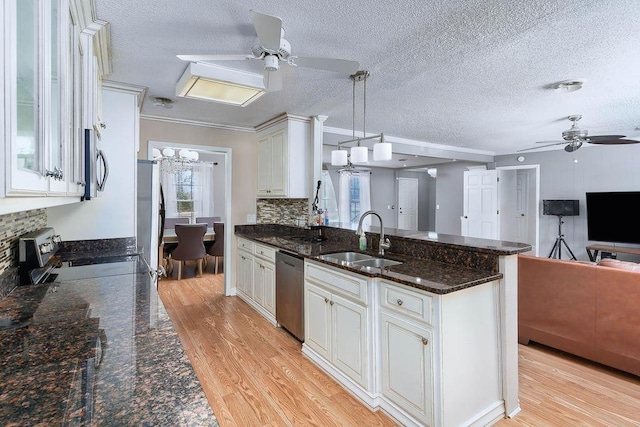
<box><xmin>586</xmin><ymin>191</ymin><xmax>640</xmax><ymax>244</ymax></box>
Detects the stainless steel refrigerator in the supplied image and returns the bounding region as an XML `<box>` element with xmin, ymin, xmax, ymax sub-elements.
<box><xmin>136</xmin><ymin>160</ymin><xmax>161</xmax><ymax>275</ymax></box>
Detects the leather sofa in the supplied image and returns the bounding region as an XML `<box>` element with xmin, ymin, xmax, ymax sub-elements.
<box><xmin>518</xmin><ymin>255</ymin><xmax>640</xmax><ymax>376</ymax></box>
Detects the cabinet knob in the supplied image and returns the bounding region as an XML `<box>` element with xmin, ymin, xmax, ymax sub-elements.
<box><xmin>396</xmin><ymin>299</ymin><xmax>403</xmax><ymax>306</ymax></box>
<box><xmin>324</xmin><ymin>297</ymin><xmax>329</xmax><ymax>303</ymax></box>
<box><xmin>422</xmin><ymin>337</ymin><xmax>429</xmax><ymax>346</ymax></box>
<box><xmin>330</xmin><ymin>301</ymin><xmax>334</xmax><ymax>306</ymax></box>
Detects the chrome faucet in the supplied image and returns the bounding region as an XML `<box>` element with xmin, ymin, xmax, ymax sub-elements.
<box><xmin>356</xmin><ymin>210</ymin><xmax>391</xmax><ymax>256</ymax></box>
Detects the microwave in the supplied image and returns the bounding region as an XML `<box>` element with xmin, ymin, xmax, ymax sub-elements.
<box><xmin>83</xmin><ymin>128</ymin><xmax>109</xmax><ymax>200</ymax></box>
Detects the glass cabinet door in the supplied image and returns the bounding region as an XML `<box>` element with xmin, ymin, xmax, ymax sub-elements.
<box><xmin>15</xmin><ymin>0</ymin><xmax>40</xmax><ymax>175</ymax></box>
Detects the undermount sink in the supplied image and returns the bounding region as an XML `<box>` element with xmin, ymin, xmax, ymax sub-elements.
<box><xmin>352</xmin><ymin>258</ymin><xmax>403</xmax><ymax>268</ymax></box>
<box><xmin>324</xmin><ymin>252</ymin><xmax>402</xmax><ymax>268</ymax></box>
<box><xmin>325</xmin><ymin>252</ymin><xmax>375</xmax><ymax>262</ymax></box>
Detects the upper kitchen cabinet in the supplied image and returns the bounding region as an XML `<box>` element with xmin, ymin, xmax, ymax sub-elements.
<box><xmin>255</xmin><ymin>114</ymin><xmax>310</xmax><ymax>198</ymax></box>
<box><xmin>1</xmin><ymin>0</ymin><xmax>111</xmax><ymax>212</ymax></box>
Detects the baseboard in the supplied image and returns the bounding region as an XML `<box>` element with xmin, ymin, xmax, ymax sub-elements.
<box><xmin>236</xmin><ymin>292</ymin><xmax>277</xmax><ymax>325</ymax></box>
<box><xmin>301</xmin><ymin>344</ymin><xmax>378</xmax><ymax>409</ymax></box>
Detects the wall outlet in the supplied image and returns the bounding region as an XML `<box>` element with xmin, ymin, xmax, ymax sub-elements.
<box><xmin>246</xmin><ymin>213</ymin><xmax>256</xmax><ymax>224</ymax></box>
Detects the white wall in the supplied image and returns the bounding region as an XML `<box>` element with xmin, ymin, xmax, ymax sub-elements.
<box><xmin>47</xmin><ymin>88</ymin><xmax>138</xmax><ymax>240</ymax></box>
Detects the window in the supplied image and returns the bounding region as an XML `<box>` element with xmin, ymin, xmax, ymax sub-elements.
<box><xmin>339</xmin><ymin>171</ymin><xmax>371</xmax><ymax>226</ymax></box>
<box><xmin>349</xmin><ymin>175</ymin><xmax>361</xmax><ymax>223</ymax></box>
<box><xmin>161</xmin><ymin>162</ymin><xmax>214</xmax><ymax>221</ymax></box>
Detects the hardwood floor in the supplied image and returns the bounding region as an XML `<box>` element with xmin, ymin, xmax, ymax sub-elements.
<box><xmin>158</xmin><ymin>268</ymin><xmax>640</xmax><ymax>426</ymax></box>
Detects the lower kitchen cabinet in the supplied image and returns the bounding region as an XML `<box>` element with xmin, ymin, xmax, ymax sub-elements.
<box><xmin>303</xmin><ymin>261</ymin><xmax>374</xmax><ymax>398</ymax></box>
<box><xmin>254</xmin><ymin>257</ymin><xmax>275</xmax><ymax>316</ymax></box>
<box><xmin>380</xmin><ymin>311</ymin><xmax>434</xmax><ymax>426</ymax></box>
<box><xmin>236</xmin><ymin>247</ymin><xmax>253</xmax><ymax>298</ymax></box>
<box><xmin>235</xmin><ymin>238</ymin><xmax>276</xmax><ymax>324</ymax></box>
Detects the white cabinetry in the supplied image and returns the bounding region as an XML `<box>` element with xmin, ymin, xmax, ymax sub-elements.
<box><xmin>1</xmin><ymin>0</ymin><xmax>109</xmax><ymax>214</ymax></box>
<box><xmin>235</xmin><ymin>238</ymin><xmax>277</xmax><ymax>324</ymax></box>
<box><xmin>255</xmin><ymin>114</ymin><xmax>310</xmax><ymax>198</ymax></box>
<box><xmin>378</xmin><ymin>279</ymin><xmax>504</xmax><ymax>427</ymax></box>
<box><xmin>379</xmin><ymin>282</ymin><xmax>434</xmax><ymax>426</ymax></box>
<box><xmin>236</xmin><ymin>240</ymin><xmax>254</xmax><ymax>298</ymax></box>
<box><xmin>303</xmin><ymin>261</ymin><xmax>374</xmax><ymax>401</ymax></box>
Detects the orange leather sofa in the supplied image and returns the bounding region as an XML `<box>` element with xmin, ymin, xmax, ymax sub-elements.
<box><xmin>518</xmin><ymin>255</ymin><xmax>640</xmax><ymax>376</ymax></box>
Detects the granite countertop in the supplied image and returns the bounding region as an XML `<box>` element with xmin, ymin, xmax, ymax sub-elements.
<box><xmin>0</xmin><ymin>261</ymin><xmax>217</xmax><ymax>425</ymax></box>
<box><xmin>236</xmin><ymin>227</ymin><xmax>509</xmax><ymax>294</ymax></box>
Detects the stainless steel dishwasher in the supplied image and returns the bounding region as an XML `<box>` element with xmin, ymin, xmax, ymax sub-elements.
<box><xmin>275</xmin><ymin>251</ymin><xmax>304</xmax><ymax>342</ymax></box>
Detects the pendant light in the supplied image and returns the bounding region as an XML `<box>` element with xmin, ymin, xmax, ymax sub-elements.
<box><xmin>331</xmin><ymin>70</ymin><xmax>392</xmax><ymax>166</ymax></box>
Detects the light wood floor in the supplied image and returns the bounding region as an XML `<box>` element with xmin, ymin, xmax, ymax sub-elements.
<box><xmin>158</xmin><ymin>267</ymin><xmax>640</xmax><ymax>426</ymax></box>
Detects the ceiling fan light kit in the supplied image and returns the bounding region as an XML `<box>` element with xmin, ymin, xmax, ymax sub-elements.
<box><xmin>175</xmin><ymin>62</ymin><xmax>266</xmax><ymax>107</ymax></box>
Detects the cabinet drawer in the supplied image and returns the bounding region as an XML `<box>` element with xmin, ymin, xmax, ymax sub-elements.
<box><xmin>254</xmin><ymin>243</ymin><xmax>276</xmax><ymax>262</ymax></box>
<box><xmin>237</xmin><ymin>238</ymin><xmax>254</xmax><ymax>252</ymax></box>
<box><xmin>306</xmin><ymin>262</ymin><xmax>368</xmax><ymax>305</ymax></box>
<box><xmin>379</xmin><ymin>281</ymin><xmax>432</xmax><ymax>325</ymax></box>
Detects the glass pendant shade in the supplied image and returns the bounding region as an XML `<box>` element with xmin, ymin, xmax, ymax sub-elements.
<box><xmin>331</xmin><ymin>149</ymin><xmax>348</xmax><ymax>166</ymax></box>
<box><xmin>373</xmin><ymin>141</ymin><xmax>392</xmax><ymax>161</ymax></box>
<box><xmin>350</xmin><ymin>146</ymin><xmax>368</xmax><ymax>163</ymax></box>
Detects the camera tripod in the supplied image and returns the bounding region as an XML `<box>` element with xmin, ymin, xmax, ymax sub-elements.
<box><xmin>548</xmin><ymin>215</ymin><xmax>577</xmax><ymax>260</ymax></box>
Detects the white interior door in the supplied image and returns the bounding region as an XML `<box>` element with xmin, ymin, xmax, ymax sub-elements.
<box><xmin>462</xmin><ymin>169</ymin><xmax>498</xmax><ymax>239</ymax></box>
<box><xmin>398</xmin><ymin>178</ymin><xmax>419</xmax><ymax>230</ymax></box>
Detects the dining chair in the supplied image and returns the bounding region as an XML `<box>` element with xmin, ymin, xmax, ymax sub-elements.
<box><xmin>195</xmin><ymin>216</ymin><xmax>221</xmax><ymax>227</ymax></box>
<box><xmin>206</xmin><ymin>222</ymin><xmax>225</xmax><ymax>274</ymax></box>
<box><xmin>171</xmin><ymin>223</ymin><xmax>207</xmax><ymax>280</ymax></box>
<box><xmin>162</xmin><ymin>217</ymin><xmax>190</xmax><ymax>275</ymax></box>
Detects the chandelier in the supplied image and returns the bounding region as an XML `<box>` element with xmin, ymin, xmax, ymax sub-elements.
<box><xmin>331</xmin><ymin>70</ymin><xmax>392</xmax><ymax>166</ymax></box>
<box><xmin>153</xmin><ymin>147</ymin><xmax>200</xmax><ymax>173</ymax></box>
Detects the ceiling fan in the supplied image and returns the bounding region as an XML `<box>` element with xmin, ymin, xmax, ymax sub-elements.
<box><xmin>177</xmin><ymin>10</ymin><xmax>360</xmax><ymax>92</ymax></box>
<box><xmin>519</xmin><ymin>115</ymin><xmax>640</xmax><ymax>153</ymax></box>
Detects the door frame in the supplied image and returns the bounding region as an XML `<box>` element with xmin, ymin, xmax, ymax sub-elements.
<box><xmin>496</xmin><ymin>164</ymin><xmax>540</xmax><ymax>256</ymax></box>
<box><xmin>148</xmin><ymin>140</ymin><xmax>233</xmax><ymax>295</ymax></box>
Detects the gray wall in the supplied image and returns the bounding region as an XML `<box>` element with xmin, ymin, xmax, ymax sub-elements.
<box><xmin>434</xmin><ymin>144</ymin><xmax>640</xmax><ymax>261</ymax></box>
<box><xmin>433</xmin><ymin>161</ymin><xmax>482</xmax><ymax>235</ymax></box>
<box><xmin>326</xmin><ymin>167</ymin><xmax>435</xmax><ymax>231</ymax></box>
<box><xmin>327</xmin><ymin>167</ymin><xmax>397</xmax><ymax>227</ymax></box>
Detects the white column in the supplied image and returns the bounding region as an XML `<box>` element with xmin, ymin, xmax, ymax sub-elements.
<box><xmin>499</xmin><ymin>254</ymin><xmax>521</xmax><ymax>418</ymax></box>
<box><xmin>310</xmin><ymin>115</ymin><xmax>328</xmax><ymax>214</ymax></box>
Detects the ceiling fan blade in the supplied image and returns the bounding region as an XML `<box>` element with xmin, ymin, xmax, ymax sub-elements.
<box><xmin>535</xmin><ymin>140</ymin><xmax>566</xmax><ymax>144</ymax></box>
<box><xmin>517</xmin><ymin>142</ymin><xmax>566</xmax><ymax>152</ymax></box>
<box><xmin>587</xmin><ymin>138</ymin><xmax>640</xmax><ymax>145</ymax></box>
<box><xmin>250</xmin><ymin>11</ymin><xmax>282</xmax><ymax>52</ymax></box>
<box><xmin>564</xmin><ymin>142</ymin><xmax>582</xmax><ymax>152</ymax></box>
<box><xmin>177</xmin><ymin>54</ymin><xmax>251</xmax><ymax>62</ymax></box>
<box><xmin>587</xmin><ymin>134</ymin><xmax>626</xmax><ymax>141</ymax></box>
<box><xmin>293</xmin><ymin>57</ymin><xmax>360</xmax><ymax>74</ymax></box>
<box><xmin>263</xmin><ymin>69</ymin><xmax>283</xmax><ymax>92</ymax></box>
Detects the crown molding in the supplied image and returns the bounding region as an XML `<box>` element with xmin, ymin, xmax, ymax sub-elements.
<box><xmin>254</xmin><ymin>113</ymin><xmax>311</xmax><ymax>132</ymax></box>
<box><xmin>140</xmin><ymin>114</ymin><xmax>255</xmax><ymax>133</ymax></box>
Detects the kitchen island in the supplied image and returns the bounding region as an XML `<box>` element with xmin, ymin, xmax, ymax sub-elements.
<box><xmin>0</xmin><ymin>259</ymin><xmax>217</xmax><ymax>425</ymax></box>
<box><xmin>235</xmin><ymin>223</ymin><xmax>531</xmax><ymax>426</ymax></box>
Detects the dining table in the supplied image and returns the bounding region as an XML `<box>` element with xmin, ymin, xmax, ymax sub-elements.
<box><xmin>161</xmin><ymin>227</ymin><xmax>216</xmax><ymax>244</ymax></box>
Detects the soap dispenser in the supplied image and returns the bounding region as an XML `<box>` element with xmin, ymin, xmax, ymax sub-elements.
<box><xmin>359</xmin><ymin>231</ymin><xmax>367</xmax><ymax>251</ymax></box>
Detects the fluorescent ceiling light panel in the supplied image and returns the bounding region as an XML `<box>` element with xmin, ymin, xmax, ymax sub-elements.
<box><xmin>176</xmin><ymin>62</ymin><xmax>266</xmax><ymax>107</ymax></box>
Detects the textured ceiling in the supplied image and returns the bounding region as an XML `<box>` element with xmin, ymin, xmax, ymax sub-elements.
<box><xmin>95</xmin><ymin>0</ymin><xmax>640</xmax><ymax>159</ymax></box>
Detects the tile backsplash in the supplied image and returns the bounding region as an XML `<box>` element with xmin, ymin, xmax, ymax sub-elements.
<box><xmin>256</xmin><ymin>198</ymin><xmax>309</xmax><ymax>226</ymax></box>
<box><xmin>0</xmin><ymin>209</ymin><xmax>47</xmax><ymax>297</ymax></box>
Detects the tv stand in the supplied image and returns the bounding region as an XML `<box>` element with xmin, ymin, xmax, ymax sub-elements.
<box><xmin>586</xmin><ymin>244</ymin><xmax>640</xmax><ymax>262</ymax></box>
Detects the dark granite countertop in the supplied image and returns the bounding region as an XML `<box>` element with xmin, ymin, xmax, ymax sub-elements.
<box><xmin>235</xmin><ymin>225</ymin><xmax>514</xmax><ymax>294</ymax></box>
<box><xmin>0</xmin><ymin>261</ymin><xmax>217</xmax><ymax>426</ymax></box>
